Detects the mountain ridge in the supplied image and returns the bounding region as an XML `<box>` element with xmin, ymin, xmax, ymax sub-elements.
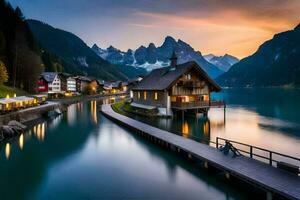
<box><xmin>92</xmin><ymin>36</ymin><xmax>225</xmax><ymax>78</ymax></box>
<box><xmin>217</xmin><ymin>23</ymin><xmax>300</xmax><ymax>87</ymax></box>
<box><xmin>204</xmin><ymin>54</ymin><xmax>239</xmax><ymax>72</ymax></box>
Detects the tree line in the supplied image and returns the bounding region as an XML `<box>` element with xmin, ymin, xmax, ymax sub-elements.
<box><xmin>0</xmin><ymin>0</ymin><xmax>65</xmax><ymax>93</ymax></box>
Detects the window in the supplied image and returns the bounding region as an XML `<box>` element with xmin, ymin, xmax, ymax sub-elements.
<box><xmin>138</xmin><ymin>92</ymin><xmax>141</xmax><ymax>99</ymax></box>
<box><xmin>185</xmin><ymin>74</ymin><xmax>191</xmax><ymax>80</ymax></box>
<box><xmin>144</xmin><ymin>91</ymin><xmax>147</xmax><ymax>100</ymax></box>
<box><xmin>203</xmin><ymin>95</ymin><xmax>209</xmax><ymax>101</ymax></box>
<box><xmin>187</xmin><ymin>74</ymin><xmax>191</xmax><ymax>80</ymax></box>
<box><xmin>154</xmin><ymin>92</ymin><xmax>158</xmax><ymax>100</ymax></box>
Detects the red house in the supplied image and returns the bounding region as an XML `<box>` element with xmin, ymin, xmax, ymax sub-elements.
<box><xmin>37</xmin><ymin>77</ymin><xmax>49</xmax><ymax>93</ymax></box>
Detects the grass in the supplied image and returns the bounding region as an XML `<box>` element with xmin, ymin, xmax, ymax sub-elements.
<box><xmin>0</xmin><ymin>85</ymin><xmax>28</xmax><ymax>98</ymax></box>
<box><xmin>112</xmin><ymin>100</ymin><xmax>158</xmax><ymax>117</ymax></box>
<box><xmin>112</xmin><ymin>101</ymin><xmax>128</xmax><ymax>115</ymax></box>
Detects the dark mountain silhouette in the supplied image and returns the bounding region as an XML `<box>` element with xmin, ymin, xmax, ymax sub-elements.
<box><xmin>28</xmin><ymin>20</ymin><xmax>146</xmax><ymax>80</ymax></box>
<box><xmin>217</xmin><ymin>24</ymin><xmax>300</xmax><ymax>87</ymax></box>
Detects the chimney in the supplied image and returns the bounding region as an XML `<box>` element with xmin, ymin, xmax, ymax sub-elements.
<box><xmin>170</xmin><ymin>51</ymin><xmax>177</xmax><ymax>67</ymax></box>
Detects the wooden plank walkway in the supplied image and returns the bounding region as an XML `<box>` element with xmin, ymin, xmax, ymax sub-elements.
<box><xmin>101</xmin><ymin>104</ymin><xmax>300</xmax><ymax>200</ymax></box>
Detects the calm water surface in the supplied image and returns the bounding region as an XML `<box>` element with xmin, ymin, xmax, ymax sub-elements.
<box><xmin>128</xmin><ymin>88</ymin><xmax>300</xmax><ymax>164</ymax></box>
<box><xmin>0</xmin><ymin>100</ymin><xmax>248</xmax><ymax>200</ymax></box>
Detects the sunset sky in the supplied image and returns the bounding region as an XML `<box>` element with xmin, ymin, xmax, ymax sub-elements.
<box><xmin>8</xmin><ymin>0</ymin><xmax>300</xmax><ymax>58</ymax></box>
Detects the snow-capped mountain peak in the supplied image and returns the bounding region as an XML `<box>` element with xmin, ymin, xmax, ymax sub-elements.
<box><xmin>91</xmin><ymin>36</ymin><xmax>238</xmax><ymax>78</ymax></box>
<box><xmin>204</xmin><ymin>54</ymin><xmax>239</xmax><ymax>72</ymax></box>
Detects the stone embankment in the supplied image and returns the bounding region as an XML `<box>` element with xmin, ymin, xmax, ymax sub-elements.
<box><xmin>0</xmin><ymin>120</ymin><xmax>27</xmax><ymax>141</ymax></box>
<box><xmin>0</xmin><ymin>102</ymin><xmax>62</xmax><ymax>142</ymax></box>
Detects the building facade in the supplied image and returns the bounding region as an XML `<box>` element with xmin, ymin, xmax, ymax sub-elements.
<box><xmin>67</xmin><ymin>77</ymin><xmax>77</xmax><ymax>92</ymax></box>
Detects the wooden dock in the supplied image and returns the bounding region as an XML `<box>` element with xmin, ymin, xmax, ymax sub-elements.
<box><xmin>101</xmin><ymin>104</ymin><xmax>300</xmax><ymax>200</ymax></box>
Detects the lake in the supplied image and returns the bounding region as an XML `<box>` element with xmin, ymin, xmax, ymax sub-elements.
<box><xmin>0</xmin><ymin>88</ymin><xmax>299</xmax><ymax>199</ymax></box>
<box><xmin>0</xmin><ymin>100</ymin><xmax>250</xmax><ymax>200</ymax></box>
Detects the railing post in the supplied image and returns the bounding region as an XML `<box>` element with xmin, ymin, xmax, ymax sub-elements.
<box><xmin>216</xmin><ymin>137</ymin><xmax>219</xmax><ymax>148</ymax></box>
<box><xmin>250</xmin><ymin>146</ymin><xmax>253</xmax><ymax>158</ymax></box>
<box><xmin>269</xmin><ymin>152</ymin><xmax>272</xmax><ymax>166</ymax></box>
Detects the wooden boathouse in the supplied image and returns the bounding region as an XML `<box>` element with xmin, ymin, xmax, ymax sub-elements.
<box><xmin>130</xmin><ymin>52</ymin><xmax>224</xmax><ymax>116</ymax></box>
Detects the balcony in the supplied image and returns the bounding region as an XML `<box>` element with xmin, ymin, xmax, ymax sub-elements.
<box><xmin>177</xmin><ymin>81</ymin><xmax>205</xmax><ymax>88</ymax></box>
<box><xmin>171</xmin><ymin>100</ymin><xmax>225</xmax><ymax>110</ymax></box>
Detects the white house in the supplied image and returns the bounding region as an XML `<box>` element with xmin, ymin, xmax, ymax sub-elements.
<box><xmin>67</xmin><ymin>77</ymin><xmax>77</xmax><ymax>92</ymax></box>
<box><xmin>40</xmin><ymin>72</ymin><xmax>63</xmax><ymax>94</ymax></box>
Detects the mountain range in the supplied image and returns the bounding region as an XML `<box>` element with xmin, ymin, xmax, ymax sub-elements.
<box><xmin>217</xmin><ymin>23</ymin><xmax>300</xmax><ymax>87</ymax></box>
<box><xmin>204</xmin><ymin>54</ymin><xmax>239</xmax><ymax>72</ymax></box>
<box><xmin>27</xmin><ymin>20</ymin><xmax>147</xmax><ymax>81</ymax></box>
<box><xmin>92</xmin><ymin>36</ymin><xmax>234</xmax><ymax>78</ymax></box>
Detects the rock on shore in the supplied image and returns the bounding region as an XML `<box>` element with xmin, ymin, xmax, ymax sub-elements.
<box><xmin>0</xmin><ymin>120</ymin><xmax>27</xmax><ymax>141</ymax></box>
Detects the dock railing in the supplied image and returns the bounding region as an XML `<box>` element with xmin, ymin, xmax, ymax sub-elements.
<box><xmin>171</xmin><ymin>100</ymin><xmax>225</xmax><ymax>109</ymax></box>
<box><xmin>216</xmin><ymin>137</ymin><xmax>300</xmax><ymax>175</ymax></box>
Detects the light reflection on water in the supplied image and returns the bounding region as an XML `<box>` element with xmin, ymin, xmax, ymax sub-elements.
<box><xmin>209</xmin><ymin>107</ymin><xmax>300</xmax><ymax>158</ymax></box>
<box><xmin>90</xmin><ymin>101</ymin><xmax>97</xmax><ymax>124</ymax></box>
<box><xmin>5</xmin><ymin>143</ymin><xmax>10</xmax><ymax>159</ymax></box>
<box><xmin>33</xmin><ymin>123</ymin><xmax>46</xmax><ymax>142</ymax></box>
<box><xmin>19</xmin><ymin>134</ymin><xmax>24</xmax><ymax>150</ymax></box>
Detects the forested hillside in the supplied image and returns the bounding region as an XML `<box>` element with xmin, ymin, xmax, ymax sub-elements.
<box><xmin>0</xmin><ymin>0</ymin><xmax>43</xmax><ymax>92</ymax></box>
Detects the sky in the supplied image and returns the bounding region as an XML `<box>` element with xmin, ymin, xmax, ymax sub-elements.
<box><xmin>8</xmin><ymin>0</ymin><xmax>300</xmax><ymax>58</ymax></box>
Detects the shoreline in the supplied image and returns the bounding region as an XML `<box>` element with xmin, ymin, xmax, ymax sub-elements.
<box><xmin>0</xmin><ymin>92</ymin><xmax>128</xmax><ymax>142</ymax></box>
<box><xmin>0</xmin><ymin>92</ymin><xmax>128</xmax><ymax>125</ymax></box>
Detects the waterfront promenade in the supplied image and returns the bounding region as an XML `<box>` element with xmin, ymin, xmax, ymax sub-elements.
<box><xmin>101</xmin><ymin>104</ymin><xmax>300</xmax><ymax>200</ymax></box>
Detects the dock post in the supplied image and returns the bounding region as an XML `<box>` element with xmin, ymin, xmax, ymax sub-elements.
<box><xmin>224</xmin><ymin>104</ymin><xmax>226</xmax><ymax>125</ymax></box>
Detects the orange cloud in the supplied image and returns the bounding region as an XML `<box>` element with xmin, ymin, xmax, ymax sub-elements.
<box><xmin>131</xmin><ymin>10</ymin><xmax>299</xmax><ymax>58</ymax></box>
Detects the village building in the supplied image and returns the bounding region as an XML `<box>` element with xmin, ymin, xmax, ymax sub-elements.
<box><xmin>0</xmin><ymin>96</ymin><xmax>39</xmax><ymax>113</ymax></box>
<box><xmin>37</xmin><ymin>72</ymin><xmax>64</xmax><ymax>95</ymax></box>
<box><xmin>31</xmin><ymin>94</ymin><xmax>47</xmax><ymax>105</ymax></box>
<box><xmin>103</xmin><ymin>81</ymin><xmax>123</xmax><ymax>94</ymax></box>
<box><xmin>131</xmin><ymin>52</ymin><xmax>223</xmax><ymax>116</ymax></box>
<box><xmin>0</xmin><ymin>98</ymin><xmax>18</xmax><ymax>112</ymax></box>
<box><xmin>67</xmin><ymin>77</ymin><xmax>77</xmax><ymax>93</ymax></box>
<box><xmin>128</xmin><ymin>77</ymin><xmax>144</xmax><ymax>98</ymax></box>
<box><xmin>90</xmin><ymin>79</ymin><xmax>100</xmax><ymax>92</ymax></box>
<box><xmin>76</xmin><ymin>76</ymin><xmax>91</xmax><ymax>93</ymax></box>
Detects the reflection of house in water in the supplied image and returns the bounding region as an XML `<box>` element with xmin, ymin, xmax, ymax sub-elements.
<box><xmin>90</xmin><ymin>101</ymin><xmax>98</xmax><ymax>124</ymax></box>
<box><xmin>19</xmin><ymin>134</ymin><xmax>24</xmax><ymax>150</ymax></box>
<box><xmin>67</xmin><ymin>104</ymin><xmax>77</xmax><ymax>126</ymax></box>
<box><xmin>179</xmin><ymin>118</ymin><xmax>211</xmax><ymax>143</ymax></box>
<box><xmin>48</xmin><ymin>115</ymin><xmax>63</xmax><ymax>130</ymax></box>
<box><xmin>5</xmin><ymin>143</ymin><xmax>10</xmax><ymax>159</ymax></box>
<box><xmin>33</xmin><ymin>123</ymin><xmax>46</xmax><ymax>142</ymax></box>
<box><xmin>203</xmin><ymin>121</ymin><xmax>210</xmax><ymax>136</ymax></box>
<box><xmin>182</xmin><ymin>122</ymin><xmax>189</xmax><ymax>137</ymax></box>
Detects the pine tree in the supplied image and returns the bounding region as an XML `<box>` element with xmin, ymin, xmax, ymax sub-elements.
<box><xmin>15</xmin><ymin>6</ymin><xmax>24</xmax><ymax>20</ymax></box>
<box><xmin>0</xmin><ymin>60</ymin><xmax>9</xmax><ymax>84</ymax></box>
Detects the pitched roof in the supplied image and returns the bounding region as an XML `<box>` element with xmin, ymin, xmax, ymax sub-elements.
<box><xmin>41</xmin><ymin>72</ymin><xmax>58</xmax><ymax>83</ymax></box>
<box><xmin>132</xmin><ymin>61</ymin><xmax>221</xmax><ymax>91</ymax></box>
<box><xmin>77</xmin><ymin>76</ymin><xmax>91</xmax><ymax>82</ymax></box>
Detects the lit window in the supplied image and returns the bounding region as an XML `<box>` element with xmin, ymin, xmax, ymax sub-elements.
<box><xmin>144</xmin><ymin>91</ymin><xmax>147</xmax><ymax>100</ymax></box>
<box><xmin>154</xmin><ymin>92</ymin><xmax>158</xmax><ymax>100</ymax></box>
<box><xmin>203</xmin><ymin>95</ymin><xmax>209</xmax><ymax>101</ymax></box>
<box><xmin>138</xmin><ymin>92</ymin><xmax>141</xmax><ymax>99</ymax></box>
